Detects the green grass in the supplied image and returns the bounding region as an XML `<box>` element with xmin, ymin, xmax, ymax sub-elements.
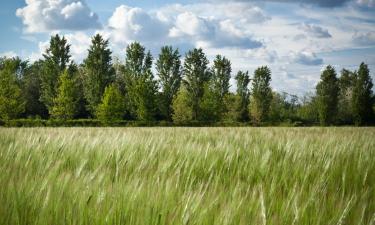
<box><xmin>0</xmin><ymin>127</ymin><xmax>374</xmax><ymax>225</ymax></box>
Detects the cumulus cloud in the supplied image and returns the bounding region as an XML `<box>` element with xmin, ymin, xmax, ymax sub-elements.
<box><xmin>352</xmin><ymin>31</ymin><xmax>375</xmax><ymax>45</ymax></box>
<box><xmin>106</xmin><ymin>5</ymin><xmax>262</xmax><ymax>50</ymax></box>
<box><xmin>290</xmin><ymin>51</ymin><xmax>324</xmax><ymax>65</ymax></box>
<box><xmin>299</xmin><ymin>23</ymin><xmax>332</xmax><ymax>38</ymax></box>
<box><xmin>107</xmin><ymin>5</ymin><xmax>169</xmax><ymax>45</ymax></box>
<box><xmin>16</xmin><ymin>0</ymin><xmax>101</xmax><ymax>33</ymax></box>
<box><xmin>169</xmin><ymin>12</ymin><xmax>262</xmax><ymax>49</ymax></box>
<box><xmin>209</xmin><ymin>0</ymin><xmax>353</xmax><ymax>7</ymax></box>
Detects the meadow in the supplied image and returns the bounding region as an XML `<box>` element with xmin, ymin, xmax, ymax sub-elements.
<box><xmin>0</xmin><ymin>127</ymin><xmax>374</xmax><ymax>225</ymax></box>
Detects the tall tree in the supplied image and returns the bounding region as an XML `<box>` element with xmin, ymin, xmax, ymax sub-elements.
<box><xmin>183</xmin><ymin>48</ymin><xmax>210</xmax><ymax>120</ymax></box>
<box><xmin>82</xmin><ymin>34</ymin><xmax>115</xmax><ymax>115</ymax></box>
<box><xmin>156</xmin><ymin>46</ymin><xmax>182</xmax><ymax>120</ymax></box>
<box><xmin>235</xmin><ymin>71</ymin><xmax>250</xmax><ymax>122</ymax></box>
<box><xmin>124</xmin><ymin>42</ymin><xmax>157</xmax><ymax>121</ymax></box>
<box><xmin>21</xmin><ymin>60</ymin><xmax>48</xmax><ymax>118</ymax></box>
<box><xmin>316</xmin><ymin>65</ymin><xmax>339</xmax><ymax>125</ymax></box>
<box><xmin>0</xmin><ymin>57</ymin><xmax>25</xmax><ymax>119</ymax></box>
<box><xmin>40</xmin><ymin>34</ymin><xmax>71</xmax><ymax>112</ymax></box>
<box><xmin>96</xmin><ymin>84</ymin><xmax>125</xmax><ymax>122</ymax></box>
<box><xmin>338</xmin><ymin>69</ymin><xmax>355</xmax><ymax>124</ymax></box>
<box><xmin>211</xmin><ymin>55</ymin><xmax>231</xmax><ymax>120</ymax></box>
<box><xmin>352</xmin><ymin>62</ymin><xmax>374</xmax><ymax>125</ymax></box>
<box><xmin>51</xmin><ymin>70</ymin><xmax>77</xmax><ymax>120</ymax></box>
<box><xmin>250</xmin><ymin>66</ymin><xmax>273</xmax><ymax>124</ymax></box>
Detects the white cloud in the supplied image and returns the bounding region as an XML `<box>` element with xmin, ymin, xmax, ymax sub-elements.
<box><xmin>16</xmin><ymin>0</ymin><xmax>101</xmax><ymax>33</ymax></box>
<box><xmin>290</xmin><ymin>51</ymin><xmax>324</xmax><ymax>65</ymax></box>
<box><xmin>65</xmin><ymin>32</ymin><xmax>92</xmax><ymax>62</ymax></box>
<box><xmin>0</xmin><ymin>51</ymin><xmax>18</xmax><ymax>58</ymax></box>
<box><xmin>352</xmin><ymin>31</ymin><xmax>375</xmax><ymax>45</ymax></box>
<box><xmin>356</xmin><ymin>0</ymin><xmax>375</xmax><ymax>7</ymax></box>
<box><xmin>244</xmin><ymin>47</ymin><xmax>278</xmax><ymax>63</ymax></box>
<box><xmin>108</xmin><ymin>5</ymin><xmax>168</xmax><ymax>44</ymax></box>
<box><xmin>299</xmin><ymin>23</ymin><xmax>332</xmax><ymax>38</ymax></box>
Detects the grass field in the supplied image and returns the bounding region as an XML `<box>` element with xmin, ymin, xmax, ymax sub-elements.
<box><xmin>0</xmin><ymin>127</ymin><xmax>374</xmax><ymax>225</ymax></box>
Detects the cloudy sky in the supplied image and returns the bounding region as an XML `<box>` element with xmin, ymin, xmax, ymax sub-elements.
<box><xmin>1</xmin><ymin>0</ymin><xmax>374</xmax><ymax>95</ymax></box>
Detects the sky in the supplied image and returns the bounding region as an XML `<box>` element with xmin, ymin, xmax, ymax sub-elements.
<box><xmin>1</xmin><ymin>0</ymin><xmax>375</xmax><ymax>95</ymax></box>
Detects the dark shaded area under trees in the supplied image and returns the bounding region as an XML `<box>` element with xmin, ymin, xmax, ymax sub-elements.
<box><xmin>1</xmin><ymin>34</ymin><xmax>374</xmax><ymax>126</ymax></box>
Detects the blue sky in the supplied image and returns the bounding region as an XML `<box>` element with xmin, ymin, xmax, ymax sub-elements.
<box><xmin>1</xmin><ymin>0</ymin><xmax>375</xmax><ymax>95</ymax></box>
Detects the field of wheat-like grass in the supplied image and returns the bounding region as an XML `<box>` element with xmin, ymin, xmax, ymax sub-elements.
<box><xmin>0</xmin><ymin>127</ymin><xmax>374</xmax><ymax>225</ymax></box>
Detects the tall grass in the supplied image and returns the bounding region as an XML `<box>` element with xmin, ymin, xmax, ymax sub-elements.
<box><xmin>0</xmin><ymin>127</ymin><xmax>374</xmax><ymax>225</ymax></box>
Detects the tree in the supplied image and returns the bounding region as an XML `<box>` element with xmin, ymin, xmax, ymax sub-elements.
<box><xmin>51</xmin><ymin>70</ymin><xmax>77</xmax><ymax>120</ymax></box>
<box><xmin>269</xmin><ymin>92</ymin><xmax>299</xmax><ymax>123</ymax></box>
<box><xmin>235</xmin><ymin>71</ymin><xmax>251</xmax><ymax>122</ymax></box>
<box><xmin>0</xmin><ymin>57</ymin><xmax>25</xmax><ymax>119</ymax></box>
<box><xmin>222</xmin><ymin>93</ymin><xmax>241</xmax><ymax>122</ymax></box>
<box><xmin>250</xmin><ymin>66</ymin><xmax>272</xmax><ymax>124</ymax></box>
<box><xmin>21</xmin><ymin>60</ymin><xmax>48</xmax><ymax>118</ymax></box>
<box><xmin>316</xmin><ymin>65</ymin><xmax>339</xmax><ymax>125</ymax></box>
<box><xmin>338</xmin><ymin>69</ymin><xmax>355</xmax><ymax>124</ymax></box>
<box><xmin>96</xmin><ymin>84</ymin><xmax>125</xmax><ymax>122</ymax></box>
<box><xmin>123</xmin><ymin>42</ymin><xmax>157</xmax><ymax>121</ymax></box>
<box><xmin>211</xmin><ymin>55</ymin><xmax>231</xmax><ymax>120</ymax></box>
<box><xmin>183</xmin><ymin>48</ymin><xmax>210</xmax><ymax>120</ymax></box>
<box><xmin>172</xmin><ymin>85</ymin><xmax>193</xmax><ymax>124</ymax></box>
<box><xmin>297</xmin><ymin>92</ymin><xmax>319</xmax><ymax>124</ymax></box>
<box><xmin>40</xmin><ymin>34</ymin><xmax>71</xmax><ymax>112</ymax></box>
<box><xmin>82</xmin><ymin>34</ymin><xmax>115</xmax><ymax>115</ymax></box>
<box><xmin>200</xmin><ymin>82</ymin><xmax>221</xmax><ymax>122</ymax></box>
<box><xmin>352</xmin><ymin>62</ymin><xmax>374</xmax><ymax>125</ymax></box>
<box><xmin>156</xmin><ymin>46</ymin><xmax>182</xmax><ymax>121</ymax></box>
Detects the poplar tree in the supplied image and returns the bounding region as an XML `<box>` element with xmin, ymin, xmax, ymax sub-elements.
<box><xmin>82</xmin><ymin>34</ymin><xmax>114</xmax><ymax>115</ymax></box>
<box><xmin>316</xmin><ymin>65</ymin><xmax>339</xmax><ymax>125</ymax></box>
<box><xmin>352</xmin><ymin>62</ymin><xmax>374</xmax><ymax>125</ymax></box>
<box><xmin>40</xmin><ymin>34</ymin><xmax>71</xmax><ymax>112</ymax></box>
<box><xmin>235</xmin><ymin>71</ymin><xmax>250</xmax><ymax>122</ymax></box>
<box><xmin>183</xmin><ymin>48</ymin><xmax>210</xmax><ymax>121</ymax></box>
<box><xmin>156</xmin><ymin>46</ymin><xmax>182</xmax><ymax>120</ymax></box>
<box><xmin>250</xmin><ymin>66</ymin><xmax>272</xmax><ymax>124</ymax></box>
<box><xmin>124</xmin><ymin>42</ymin><xmax>157</xmax><ymax>121</ymax></box>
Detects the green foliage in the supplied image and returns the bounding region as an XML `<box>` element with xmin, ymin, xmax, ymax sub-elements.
<box><xmin>51</xmin><ymin>70</ymin><xmax>78</xmax><ymax>119</ymax></box>
<box><xmin>235</xmin><ymin>71</ymin><xmax>251</xmax><ymax>122</ymax></box>
<box><xmin>21</xmin><ymin>60</ymin><xmax>48</xmax><ymax>118</ymax></box>
<box><xmin>210</xmin><ymin>55</ymin><xmax>232</xmax><ymax>120</ymax></box>
<box><xmin>316</xmin><ymin>65</ymin><xmax>339</xmax><ymax>125</ymax></box>
<box><xmin>337</xmin><ymin>69</ymin><xmax>355</xmax><ymax>124</ymax></box>
<box><xmin>40</xmin><ymin>34</ymin><xmax>71</xmax><ymax>111</ymax></box>
<box><xmin>0</xmin><ymin>57</ymin><xmax>25</xmax><ymax>119</ymax></box>
<box><xmin>96</xmin><ymin>84</ymin><xmax>125</xmax><ymax>122</ymax></box>
<box><xmin>123</xmin><ymin>42</ymin><xmax>157</xmax><ymax>121</ymax></box>
<box><xmin>199</xmin><ymin>82</ymin><xmax>221</xmax><ymax>122</ymax></box>
<box><xmin>222</xmin><ymin>93</ymin><xmax>242</xmax><ymax>122</ymax></box>
<box><xmin>172</xmin><ymin>85</ymin><xmax>193</xmax><ymax>123</ymax></box>
<box><xmin>269</xmin><ymin>92</ymin><xmax>299</xmax><ymax>123</ymax></box>
<box><xmin>82</xmin><ymin>34</ymin><xmax>115</xmax><ymax>115</ymax></box>
<box><xmin>1</xmin><ymin>36</ymin><xmax>373</xmax><ymax>126</ymax></box>
<box><xmin>352</xmin><ymin>62</ymin><xmax>374</xmax><ymax>125</ymax></box>
<box><xmin>250</xmin><ymin>66</ymin><xmax>273</xmax><ymax>124</ymax></box>
<box><xmin>183</xmin><ymin>48</ymin><xmax>210</xmax><ymax>120</ymax></box>
<box><xmin>156</xmin><ymin>46</ymin><xmax>182</xmax><ymax>121</ymax></box>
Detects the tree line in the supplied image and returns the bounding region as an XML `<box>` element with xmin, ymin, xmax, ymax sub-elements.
<box><xmin>0</xmin><ymin>34</ymin><xmax>374</xmax><ymax>126</ymax></box>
